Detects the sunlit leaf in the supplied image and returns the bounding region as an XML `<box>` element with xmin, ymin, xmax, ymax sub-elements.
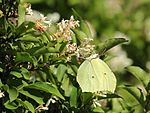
<box><xmin>117</xmin><ymin>85</ymin><xmax>145</xmax><ymax>112</ymax></box>
<box><xmin>56</xmin><ymin>64</ymin><xmax>67</xmax><ymax>82</ymax></box>
<box><xmin>23</xmin><ymin>101</ymin><xmax>35</xmax><ymax>113</ymax></box>
<box><xmin>10</xmin><ymin>71</ymin><xmax>22</xmax><ymax>78</ymax></box>
<box><xmin>61</xmin><ymin>74</ymin><xmax>73</xmax><ymax>97</ymax></box>
<box><xmin>0</xmin><ymin>79</ymin><xmax>3</xmax><ymax>88</ymax></box>
<box><xmin>4</xmin><ymin>100</ymin><xmax>18</xmax><ymax>109</ymax></box>
<box><xmin>18</xmin><ymin>3</ymin><xmax>26</xmax><ymax>26</ymax></box>
<box><xmin>92</xmin><ymin>107</ymin><xmax>104</xmax><ymax>113</ymax></box>
<box><xmin>20</xmin><ymin>67</ymin><xmax>30</xmax><ymax>80</ymax></box>
<box><xmin>16</xmin><ymin>34</ymin><xmax>39</xmax><ymax>42</ymax></box>
<box><xmin>9</xmin><ymin>87</ymin><xmax>19</xmax><ymax>102</ymax></box>
<box><xmin>0</xmin><ymin>67</ymin><xmax>3</xmax><ymax>72</ymax></box>
<box><xmin>126</xmin><ymin>66</ymin><xmax>150</xmax><ymax>88</ymax></box>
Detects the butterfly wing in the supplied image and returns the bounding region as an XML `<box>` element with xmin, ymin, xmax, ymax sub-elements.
<box><xmin>77</xmin><ymin>60</ymin><xmax>93</xmax><ymax>92</ymax></box>
<box><xmin>91</xmin><ymin>58</ymin><xmax>116</xmax><ymax>93</ymax></box>
<box><xmin>77</xmin><ymin>58</ymin><xmax>116</xmax><ymax>93</ymax></box>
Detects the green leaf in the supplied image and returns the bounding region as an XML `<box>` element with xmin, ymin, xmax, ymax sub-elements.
<box><xmin>56</xmin><ymin>64</ymin><xmax>67</xmax><ymax>82</ymax></box>
<box><xmin>92</xmin><ymin>107</ymin><xmax>104</xmax><ymax>113</ymax></box>
<box><xmin>25</xmin><ymin>82</ymin><xmax>65</xmax><ymax>100</ymax></box>
<box><xmin>15</xmin><ymin>52</ymin><xmax>33</xmax><ymax>63</ymax></box>
<box><xmin>19</xmin><ymin>90</ymin><xmax>44</xmax><ymax>104</ymax></box>
<box><xmin>96</xmin><ymin>38</ymin><xmax>129</xmax><ymax>54</ymax></box>
<box><xmin>24</xmin><ymin>100</ymin><xmax>35</xmax><ymax>113</ymax></box>
<box><xmin>20</xmin><ymin>67</ymin><xmax>30</xmax><ymax>80</ymax></box>
<box><xmin>9</xmin><ymin>87</ymin><xmax>19</xmax><ymax>102</ymax></box>
<box><xmin>73</xmin><ymin>29</ymin><xmax>88</xmax><ymax>41</ymax></box>
<box><xmin>16</xmin><ymin>21</ymin><xmax>35</xmax><ymax>35</ymax></box>
<box><xmin>18</xmin><ymin>3</ymin><xmax>26</xmax><ymax>26</ymax></box>
<box><xmin>16</xmin><ymin>34</ymin><xmax>39</xmax><ymax>42</ymax></box>
<box><xmin>111</xmin><ymin>98</ymin><xmax>127</xmax><ymax>112</ymax></box>
<box><xmin>0</xmin><ymin>67</ymin><xmax>3</xmax><ymax>72</ymax></box>
<box><xmin>81</xmin><ymin>92</ymin><xmax>93</xmax><ymax>105</ymax></box>
<box><xmin>61</xmin><ymin>74</ymin><xmax>73</xmax><ymax>97</ymax></box>
<box><xmin>117</xmin><ymin>85</ymin><xmax>145</xmax><ymax>111</ymax></box>
<box><xmin>33</xmin><ymin>46</ymin><xmax>58</xmax><ymax>56</ymax></box>
<box><xmin>4</xmin><ymin>100</ymin><xmax>18</xmax><ymax>109</ymax></box>
<box><xmin>80</xmin><ymin>20</ymin><xmax>94</xmax><ymax>39</ymax></box>
<box><xmin>126</xmin><ymin>66</ymin><xmax>150</xmax><ymax>88</ymax></box>
<box><xmin>10</xmin><ymin>71</ymin><xmax>22</xmax><ymax>78</ymax></box>
<box><xmin>70</xmin><ymin>86</ymin><xmax>77</xmax><ymax>108</ymax></box>
<box><xmin>0</xmin><ymin>79</ymin><xmax>3</xmax><ymax>88</ymax></box>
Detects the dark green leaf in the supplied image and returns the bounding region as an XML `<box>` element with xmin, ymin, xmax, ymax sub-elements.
<box><xmin>19</xmin><ymin>90</ymin><xmax>44</xmax><ymax>104</ymax></box>
<box><xmin>70</xmin><ymin>86</ymin><xmax>77</xmax><ymax>108</ymax></box>
<box><xmin>16</xmin><ymin>21</ymin><xmax>35</xmax><ymax>35</ymax></box>
<box><xmin>96</xmin><ymin>38</ymin><xmax>129</xmax><ymax>55</ymax></box>
<box><xmin>25</xmin><ymin>82</ymin><xmax>65</xmax><ymax>100</ymax></box>
<box><xmin>15</xmin><ymin>52</ymin><xmax>33</xmax><ymax>63</ymax></box>
<box><xmin>81</xmin><ymin>92</ymin><xmax>93</xmax><ymax>105</ymax></box>
<box><xmin>9</xmin><ymin>87</ymin><xmax>19</xmax><ymax>102</ymax></box>
<box><xmin>126</xmin><ymin>66</ymin><xmax>150</xmax><ymax>88</ymax></box>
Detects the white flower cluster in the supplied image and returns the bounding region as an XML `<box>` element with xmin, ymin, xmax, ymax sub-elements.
<box><xmin>77</xmin><ymin>38</ymin><xmax>95</xmax><ymax>58</ymax></box>
<box><xmin>54</xmin><ymin>16</ymin><xmax>79</xmax><ymax>41</ymax></box>
<box><xmin>25</xmin><ymin>4</ymin><xmax>51</xmax><ymax>32</ymax></box>
<box><xmin>64</xmin><ymin>38</ymin><xmax>95</xmax><ymax>61</ymax></box>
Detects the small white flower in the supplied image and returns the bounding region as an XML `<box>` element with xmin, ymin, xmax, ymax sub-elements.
<box><xmin>36</xmin><ymin>105</ymin><xmax>48</xmax><ymax>112</ymax></box>
<box><xmin>26</xmin><ymin>4</ymin><xmax>33</xmax><ymax>16</ymax></box>
<box><xmin>0</xmin><ymin>90</ymin><xmax>4</xmax><ymax>98</ymax></box>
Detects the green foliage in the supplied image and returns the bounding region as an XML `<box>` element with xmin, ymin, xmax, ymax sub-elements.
<box><xmin>0</xmin><ymin>0</ymin><xmax>150</xmax><ymax>113</ymax></box>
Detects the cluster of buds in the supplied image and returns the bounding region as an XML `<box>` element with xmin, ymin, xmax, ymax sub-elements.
<box><xmin>53</xmin><ymin>16</ymin><xmax>79</xmax><ymax>41</ymax></box>
<box><xmin>64</xmin><ymin>38</ymin><xmax>95</xmax><ymax>61</ymax></box>
<box><xmin>77</xmin><ymin>38</ymin><xmax>95</xmax><ymax>58</ymax></box>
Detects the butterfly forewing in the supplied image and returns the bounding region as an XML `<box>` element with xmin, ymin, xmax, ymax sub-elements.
<box><xmin>77</xmin><ymin>58</ymin><xmax>116</xmax><ymax>93</ymax></box>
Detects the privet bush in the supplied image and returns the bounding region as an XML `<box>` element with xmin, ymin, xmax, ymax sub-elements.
<box><xmin>0</xmin><ymin>0</ymin><xmax>150</xmax><ymax>113</ymax></box>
